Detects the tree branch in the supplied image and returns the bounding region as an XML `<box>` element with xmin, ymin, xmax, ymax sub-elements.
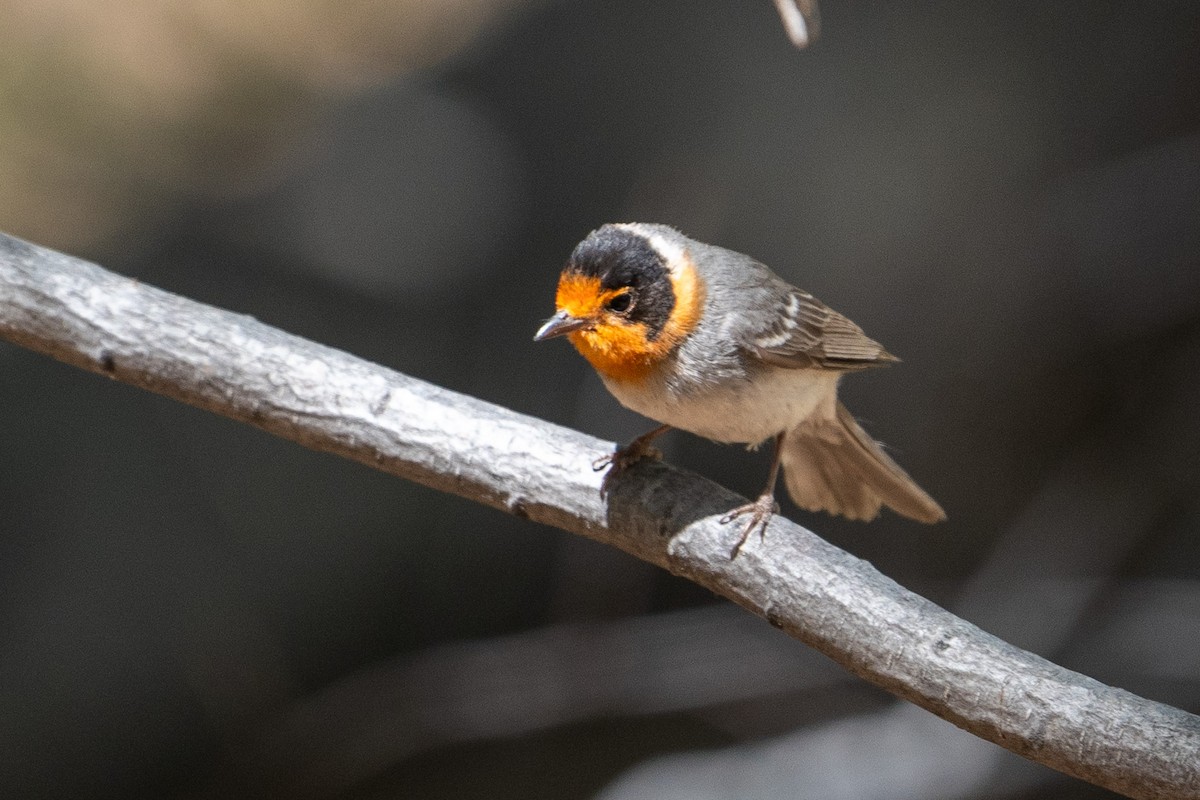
<box><xmin>1</xmin><ymin>231</ymin><xmax>1197</xmax><ymax>800</ymax></box>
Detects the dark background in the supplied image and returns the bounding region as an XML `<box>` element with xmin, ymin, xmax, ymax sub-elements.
<box><xmin>2</xmin><ymin>1</ymin><xmax>1198</xmax><ymax>797</ymax></box>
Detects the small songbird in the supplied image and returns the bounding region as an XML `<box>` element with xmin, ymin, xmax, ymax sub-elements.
<box><xmin>535</xmin><ymin>223</ymin><xmax>945</xmax><ymax>556</ymax></box>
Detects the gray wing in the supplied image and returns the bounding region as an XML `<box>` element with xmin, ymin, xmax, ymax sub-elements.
<box><xmin>748</xmin><ymin>288</ymin><xmax>897</xmax><ymax>371</ymax></box>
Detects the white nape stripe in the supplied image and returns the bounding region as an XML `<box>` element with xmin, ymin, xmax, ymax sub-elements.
<box><xmin>615</xmin><ymin>223</ymin><xmax>690</xmax><ymax>277</ymax></box>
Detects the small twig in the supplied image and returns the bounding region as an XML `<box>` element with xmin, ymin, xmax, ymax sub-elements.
<box><xmin>1</xmin><ymin>231</ymin><xmax>1198</xmax><ymax>799</ymax></box>
<box><xmin>772</xmin><ymin>0</ymin><xmax>820</xmax><ymax>48</ymax></box>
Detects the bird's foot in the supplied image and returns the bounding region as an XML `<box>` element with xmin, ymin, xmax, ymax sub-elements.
<box><xmin>595</xmin><ymin>432</ymin><xmax>665</xmax><ymax>498</ymax></box>
<box><xmin>721</xmin><ymin>493</ymin><xmax>780</xmax><ymax>559</ymax></box>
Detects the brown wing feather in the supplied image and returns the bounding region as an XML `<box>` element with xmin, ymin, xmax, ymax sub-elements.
<box><xmin>751</xmin><ymin>289</ymin><xmax>897</xmax><ymax>371</ymax></box>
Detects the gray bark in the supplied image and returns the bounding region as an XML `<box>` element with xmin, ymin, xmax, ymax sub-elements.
<box><xmin>1</xmin><ymin>230</ymin><xmax>1197</xmax><ymax>799</ymax></box>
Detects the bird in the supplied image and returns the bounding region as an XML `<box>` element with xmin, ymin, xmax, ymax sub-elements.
<box><xmin>534</xmin><ymin>223</ymin><xmax>945</xmax><ymax>557</ymax></box>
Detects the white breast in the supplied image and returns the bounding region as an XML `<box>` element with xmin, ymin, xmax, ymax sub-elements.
<box><xmin>601</xmin><ymin>366</ymin><xmax>840</xmax><ymax>445</ymax></box>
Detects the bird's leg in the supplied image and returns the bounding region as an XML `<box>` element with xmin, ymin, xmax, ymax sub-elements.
<box><xmin>595</xmin><ymin>424</ymin><xmax>671</xmax><ymax>496</ymax></box>
<box><xmin>721</xmin><ymin>433</ymin><xmax>785</xmax><ymax>558</ymax></box>
<box><xmin>594</xmin><ymin>423</ymin><xmax>671</xmax><ymax>471</ymax></box>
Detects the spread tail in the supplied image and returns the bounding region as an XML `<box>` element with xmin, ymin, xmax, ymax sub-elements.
<box><xmin>780</xmin><ymin>401</ymin><xmax>945</xmax><ymax>523</ymax></box>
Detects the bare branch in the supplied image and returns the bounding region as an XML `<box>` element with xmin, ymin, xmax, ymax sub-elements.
<box><xmin>1</xmin><ymin>231</ymin><xmax>1197</xmax><ymax>799</ymax></box>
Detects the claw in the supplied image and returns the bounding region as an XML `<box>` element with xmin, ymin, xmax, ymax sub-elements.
<box><xmin>594</xmin><ymin>425</ymin><xmax>671</xmax><ymax>499</ymax></box>
<box><xmin>597</xmin><ymin>442</ymin><xmax>663</xmax><ymax>498</ymax></box>
<box><xmin>721</xmin><ymin>494</ymin><xmax>780</xmax><ymax>558</ymax></box>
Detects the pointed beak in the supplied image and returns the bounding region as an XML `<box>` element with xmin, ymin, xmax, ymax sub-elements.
<box><xmin>534</xmin><ymin>310</ymin><xmax>590</xmax><ymax>341</ymax></box>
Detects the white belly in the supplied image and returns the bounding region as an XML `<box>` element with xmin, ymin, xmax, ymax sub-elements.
<box><xmin>602</xmin><ymin>367</ymin><xmax>840</xmax><ymax>445</ymax></box>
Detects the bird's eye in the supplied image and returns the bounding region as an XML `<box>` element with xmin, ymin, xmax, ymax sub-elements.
<box><xmin>606</xmin><ymin>292</ymin><xmax>633</xmax><ymax>313</ymax></box>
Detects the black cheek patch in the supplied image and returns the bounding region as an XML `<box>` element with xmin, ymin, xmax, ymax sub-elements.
<box><xmin>632</xmin><ymin>282</ymin><xmax>675</xmax><ymax>341</ymax></box>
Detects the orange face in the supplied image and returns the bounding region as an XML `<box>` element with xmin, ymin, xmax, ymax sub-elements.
<box><xmin>551</xmin><ymin>255</ymin><xmax>706</xmax><ymax>383</ymax></box>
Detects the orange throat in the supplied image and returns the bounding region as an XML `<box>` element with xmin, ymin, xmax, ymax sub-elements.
<box><xmin>554</xmin><ymin>254</ymin><xmax>706</xmax><ymax>384</ymax></box>
<box><xmin>567</xmin><ymin>325</ymin><xmax>662</xmax><ymax>382</ymax></box>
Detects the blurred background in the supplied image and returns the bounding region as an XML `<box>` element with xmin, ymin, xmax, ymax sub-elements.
<box><xmin>2</xmin><ymin>1</ymin><xmax>1199</xmax><ymax>797</ymax></box>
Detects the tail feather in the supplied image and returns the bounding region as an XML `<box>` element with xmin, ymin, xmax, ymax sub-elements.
<box><xmin>781</xmin><ymin>402</ymin><xmax>945</xmax><ymax>523</ymax></box>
